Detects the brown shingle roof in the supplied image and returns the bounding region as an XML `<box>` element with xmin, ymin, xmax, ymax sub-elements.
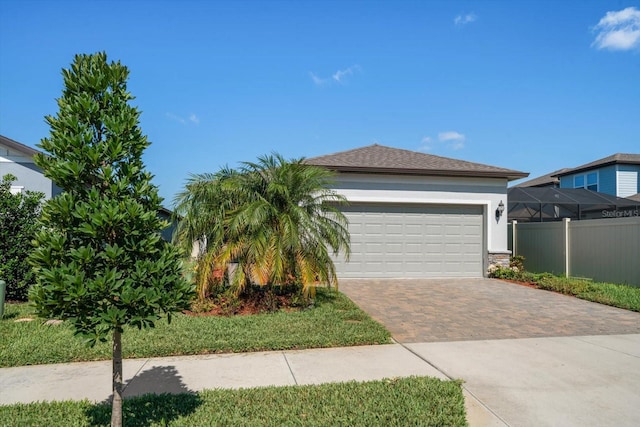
<box><xmin>514</xmin><ymin>168</ymin><xmax>570</xmax><ymax>188</ymax></box>
<box><xmin>553</xmin><ymin>153</ymin><xmax>640</xmax><ymax>177</ymax></box>
<box><xmin>305</xmin><ymin>144</ymin><xmax>528</xmax><ymax>181</ymax></box>
<box><xmin>0</xmin><ymin>135</ymin><xmax>40</xmax><ymax>157</ymax></box>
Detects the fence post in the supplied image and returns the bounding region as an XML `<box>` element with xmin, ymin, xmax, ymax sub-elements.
<box><xmin>512</xmin><ymin>220</ymin><xmax>517</xmax><ymax>256</ymax></box>
<box><xmin>563</xmin><ymin>218</ymin><xmax>571</xmax><ymax>277</ymax></box>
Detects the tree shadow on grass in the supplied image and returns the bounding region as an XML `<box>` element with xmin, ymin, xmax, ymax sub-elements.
<box><xmin>86</xmin><ymin>365</ymin><xmax>203</xmax><ymax>426</ymax></box>
<box><xmin>313</xmin><ymin>287</ymin><xmax>338</xmax><ymax>305</ymax></box>
<box><xmin>1</xmin><ymin>311</ymin><xmax>20</xmax><ymax>320</ymax></box>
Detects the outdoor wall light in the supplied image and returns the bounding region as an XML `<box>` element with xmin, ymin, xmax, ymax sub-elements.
<box><xmin>496</xmin><ymin>200</ymin><xmax>505</xmax><ymax>220</ymax></box>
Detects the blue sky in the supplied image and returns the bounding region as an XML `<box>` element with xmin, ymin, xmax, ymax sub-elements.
<box><xmin>1</xmin><ymin>0</ymin><xmax>639</xmax><ymax>204</ymax></box>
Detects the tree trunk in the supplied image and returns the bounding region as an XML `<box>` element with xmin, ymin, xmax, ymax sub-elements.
<box><xmin>111</xmin><ymin>329</ymin><xmax>123</xmax><ymax>427</ymax></box>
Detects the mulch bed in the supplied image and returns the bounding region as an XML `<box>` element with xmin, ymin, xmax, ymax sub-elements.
<box><xmin>184</xmin><ymin>291</ymin><xmax>302</xmax><ymax>317</ymax></box>
<box><xmin>501</xmin><ymin>279</ymin><xmax>539</xmax><ymax>289</ymax></box>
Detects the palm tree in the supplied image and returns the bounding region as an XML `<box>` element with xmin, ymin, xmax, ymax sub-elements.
<box><xmin>173</xmin><ymin>154</ymin><xmax>350</xmax><ymax>299</ymax></box>
<box><xmin>172</xmin><ymin>167</ymin><xmax>238</xmax><ymax>299</ymax></box>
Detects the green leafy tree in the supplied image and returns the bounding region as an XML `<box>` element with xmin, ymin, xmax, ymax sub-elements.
<box><xmin>174</xmin><ymin>154</ymin><xmax>351</xmax><ymax>299</ymax></box>
<box><xmin>0</xmin><ymin>174</ymin><xmax>44</xmax><ymax>301</ymax></box>
<box><xmin>28</xmin><ymin>53</ymin><xmax>194</xmax><ymax>427</ymax></box>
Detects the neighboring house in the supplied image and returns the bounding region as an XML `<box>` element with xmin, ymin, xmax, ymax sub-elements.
<box><xmin>0</xmin><ymin>135</ymin><xmax>61</xmax><ymax>198</ymax></box>
<box><xmin>306</xmin><ymin>144</ymin><xmax>528</xmax><ymax>278</ymax></box>
<box><xmin>507</xmin><ymin>187</ymin><xmax>640</xmax><ymax>222</ymax></box>
<box><xmin>517</xmin><ymin>153</ymin><xmax>640</xmax><ymax>198</ymax></box>
<box><xmin>556</xmin><ymin>154</ymin><xmax>640</xmax><ymax>198</ymax></box>
<box><xmin>157</xmin><ymin>207</ymin><xmax>177</xmax><ymax>243</ymax></box>
<box><xmin>0</xmin><ymin>134</ymin><xmax>175</xmax><ymax>241</ymax></box>
<box><xmin>514</xmin><ymin>168</ymin><xmax>570</xmax><ymax>188</ymax></box>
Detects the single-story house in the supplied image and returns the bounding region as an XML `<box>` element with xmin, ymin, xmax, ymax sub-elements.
<box><xmin>516</xmin><ymin>153</ymin><xmax>640</xmax><ymax>198</ymax></box>
<box><xmin>306</xmin><ymin>144</ymin><xmax>528</xmax><ymax>277</ymax></box>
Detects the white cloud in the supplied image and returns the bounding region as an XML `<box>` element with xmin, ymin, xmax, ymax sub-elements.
<box><xmin>165</xmin><ymin>112</ymin><xmax>186</xmax><ymax>124</ymax></box>
<box><xmin>450</xmin><ymin>141</ymin><xmax>465</xmax><ymax>150</ymax></box>
<box><xmin>419</xmin><ymin>136</ymin><xmax>433</xmax><ymax>151</ymax></box>
<box><xmin>592</xmin><ymin>7</ymin><xmax>640</xmax><ymax>51</ymax></box>
<box><xmin>333</xmin><ymin>65</ymin><xmax>361</xmax><ymax>83</ymax></box>
<box><xmin>454</xmin><ymin>13</ymin><xmax>477</xmax><ymax>27</ymax></box>
<box><xmin>166</xmin><ymin>112</ymin><xmax>199</xmax><ymax>125</ymax></box>
<box><xmin>310</xmin><ymin>72</ymin><xmax>329</xmax><ymax>86</ymax></box>
<box><xmin>310</xmin><ymin>65</ymin><xmax>361</xmax><ymax>86</ymax></box>
<box><xmin>420</xmin><ymin>132</ymin><xmax>466</xmax><ymax>151</ymax></box>
<box><xmin>438</xmin><ymin>131</ymin><xmax>466</xmax><ymax>150</ymax></box>
<box><xmin>438</xmin><ymin>131</ymin><xmax>465</xmax><ymax>142</ymax></box>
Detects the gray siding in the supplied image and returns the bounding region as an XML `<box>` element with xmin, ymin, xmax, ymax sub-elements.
<box><xmin>0</xmin><ymin>161</ymin><xmax>58</xmax><ymax>198</ymax></box>
<box><xmin>332</xmin><ymin>174</ymin><xmax>505</xmax><ymax>195</ymax></box>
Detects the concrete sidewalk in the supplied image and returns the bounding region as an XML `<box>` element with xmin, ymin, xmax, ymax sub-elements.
<box><xmin>3</xmin><ymin>335</ymin><xmax>639</xmax><ymax>426</ymax></box>
<box><xmin>0</xmin><ymin>343</ymin><xmax>500</xmax><ymax>426</ymax></box>
<box><xmin>0</xmin><ymin>344</ymin><xmax>447</xmax><ymax>403</ymax></box>
<box><xmin>408</xmin><ymin>334</ymin><xmax>640</xmax><ymax>427</ymax></box>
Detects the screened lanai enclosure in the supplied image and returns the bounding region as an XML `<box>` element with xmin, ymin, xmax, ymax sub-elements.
<box><xmin>507</xmin><ymin>187</ymin><xmax>640</xmax><ymax>222</ymax></box>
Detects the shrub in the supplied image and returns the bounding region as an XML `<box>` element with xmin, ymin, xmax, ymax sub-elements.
<box><xmin>0</xmin><ymin>174</ymin><xmax>44</xmax><ymax>301</ymax></box>
<box><xmin>510</xmin><ymin>255</ymin><xmax>525</xmax><ymax>271</ymax></box>
<box><xmin>536</xmin><ymin>276</ymin><xmax>592</xmax><ymax>296</ymax></box>
<box><xmin>487</xmin><ymin>255</ymin><xmax>535</xmax><ymax>282</ymax></box>
<box><xmin>488</xmin><ymin>255</ymin><xmax>521</xmax><ymax>279</ymax></box>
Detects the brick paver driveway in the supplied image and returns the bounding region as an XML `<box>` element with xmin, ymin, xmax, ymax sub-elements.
<box><xmin>340</xmin><ymin>278</ymin><xmax>640</xmax><ymax>343</ymax></box>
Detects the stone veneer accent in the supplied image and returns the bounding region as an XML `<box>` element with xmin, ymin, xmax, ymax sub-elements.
<box><xmin>488</xmin><ymin>251</ymin><xmax>511</xmax><ymax>268</ymax></box>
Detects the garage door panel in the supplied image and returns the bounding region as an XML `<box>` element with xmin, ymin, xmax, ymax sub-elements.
<box><xmin>404</xmin><ymin>242</ymin><xmax>422</xmax><ymax>251</ymax></box>
<box><xmin>334</xmin><ymin>203</ymin><xmax>483</xmax><ymax>278</ymax></box>
<box><xmin>385</xmin><ymin>262</ymin><xmax>404</xmax><ymax>273</ymax></box>
<box><xmin>385</xmin><ymin>224</ymin><xmax>403</xmax><ymax>235</ymax></box>
<box><xmin>385</xmin><ymin>242</ymin><xmax>403</xmax><ymax>251</ymax></box>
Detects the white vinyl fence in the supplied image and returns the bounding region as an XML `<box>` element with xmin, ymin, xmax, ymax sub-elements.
<box><xmin>509</xmin><ymin>217</ymin><xmax>640</xmax><ymax>287</ymax></box>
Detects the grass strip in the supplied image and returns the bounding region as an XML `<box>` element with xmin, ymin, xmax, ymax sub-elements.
<box><xmin>0</xmin><ymin>289</ymin><xmax>391</xmax><ymax>368</ymax></box>
<box><xmin>0</xmin><ymin>376</ymin><xmax>467</xmax><ymax>427</ymax></box>
<box><xmin>535</xmin><ymin>276</ymin><xmax>640</xmax><ymax>312</ymax></box>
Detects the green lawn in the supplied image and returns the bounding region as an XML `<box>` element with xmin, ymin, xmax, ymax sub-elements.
<box><xmin>0</xmin><ymin>376</ymin><xmax>467</xmax><ymax>427</ymax></box>
<box><xmin>0</xmin><ymin>289</ymin><xmax>391</xmax><ymax>368</ymax></box>
<box><xmin>535</xmin><ymin>275</ymin><xmax>640</xmax><ymax>312</ymax></box>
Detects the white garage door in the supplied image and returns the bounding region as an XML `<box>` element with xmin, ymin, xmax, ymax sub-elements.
<box><xmin>334</xmin><ymin>204</ymin><xmax>483</xmax><ymax>278</ymax></box>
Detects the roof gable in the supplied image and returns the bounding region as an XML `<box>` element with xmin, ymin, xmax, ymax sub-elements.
<box><xmin>305</xmin><ymin>144</ymin><xmax>528</xmax><ymax>181</ymax></box>
<box><xmin>0</xmin><ymin>135</ymin><xmax>40</xmax><ymax>157</ymax></box>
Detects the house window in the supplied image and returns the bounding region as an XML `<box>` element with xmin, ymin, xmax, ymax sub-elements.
<box><xmin>574</xmin><ymin>172</ymin><xmax>598</xmax><ymax>191</ymax></box>
<box><xmin>10</xmin><ymin>186</ymin><xmax>24</xmax><ymax>195</ymax></box>
<box><xmin>586</xmin><ymin>172</ymin><xmax>598</xmax><ymax>191</ymax></box>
